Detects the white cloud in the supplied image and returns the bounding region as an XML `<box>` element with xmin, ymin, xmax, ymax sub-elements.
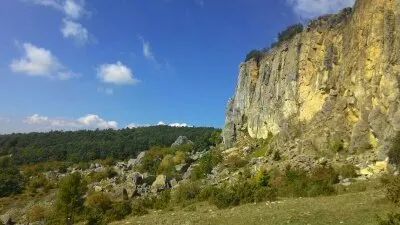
<box><xmin>287</xmin><ymin>0</ymin><xmax>355</xmax><ymax>19</ymax></box>
<box><xmin>63</xmin><ymin>0</ymin><xmax>86</xmax><ymax>19</ymax></box>
<box><xmin>78</xmin><ymin>114</ymin><xmax>118</xmax><ymax>129</ymax></box>
<box><xmin>157</xmin><ymin>121</ymin><xmax>190</xmax><ymax>127</ymax></box>
<box><xmin>61</xmin><ymin>19</ymin><xmax>89</xmax><ymax>44</ymax></box>
<box><xmin>97</xmin><ymin>61</ymin><xmax>139</xmax><ymax>85</ymax></box>
<box><xmin>140</xmin><ymin>38</ymin><xmax>155</xmax><ymax>61</ymax></box>
<box><xmin>10</xmin><ymin>42</ymin><xmax>78</xmax><ymax>80</ymax></box>
<box><xmin>169</xmin><ymin>123</ymin><xmax>189</xmax><ymax>127</ymax></box>
<box><xmin>27</xmin><ymin>0</ymin><xmax>87</xmax><ymax>19</ymax></box>
<box><xmin>157</xmin><ymin>121</ymin><xmax>166</xmax><ymax>126</ymax></box>
<box><xmin>23</xmin><ymin>114</ymin><xmax>118</xmax><ymax>130</ymax></box>
<box><xmin>125</xmin><ymin>123</ymin><xmax>151</xmax><ymax>129</ymax></box>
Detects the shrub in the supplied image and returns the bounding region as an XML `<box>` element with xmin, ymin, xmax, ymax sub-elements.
<box><xmin>197</xmin><ymin>185</ymin><xmax>220</xmax><ymax>201</ymax></box>
<box><xmin>173</xmin><ymin>182</ymin><xmax>201</xmax><ymax>204</ymax></box>
<box><xmin>381</xmin><ymin>174</ymin><xmax>400</xmax><ymax>205</ymax></box>
<box><xmin>222</xmin><ymin>155</ymin><xmax>248</xmax><ymax>171</ymax></box>
<box><xmin>277</xmin><ymin>23</ymin><xmax>303</xmax><ymax>43</ymax></box>
<box><xmin>208</xmin><ymin>181</ymin><xmax>277</xmax><ymax>209</ymax></box>
<box><xmin>245</xmin><ymin>50</ymin><xmax>264</xmax><ymax>62</ymax></box>
<box><xmin>55</xmin><ymin>173</ymin><xmax>87</xmax><ymax>224</ymax></box>
<box><xmin>272</xmin><ymin>151</ymin><xmax>281</xmax><ymax>161</ymax></box>
<box><xmin>254</xmin><ymin>168</ymin><xmax>270</xmax><ymax>187</ymax></box>
<box><xmin>378</xmin><ymin>213</ymin><xmax>400</xmax><ymax>225</ymax></box>
<box><xmin>338</xmin><ymin>164</ymin><xmax>358</xmax><ymax>178</ymax></box>
<box><xmin>191</xmin><ymin>149</ymin><xmax>222</xmax><ymax>180</ymax></box>
<box><xmin>87</xmin><ymin>167</ymin><xmax>117</xmax><ymax>183</ymax></box>
<box><xmin>389</xmin><ymin>132</ymin><xmax>400</xmax><ymax>167</ymax></box>
<box><xmin>270</xmin><ymin>166</ymin><xmax>337</xmax><ymax>197</ymax></box>
<box><xmin>26</xmin><ymin>205</ymin><xmax>46</xmax><ymax>223</ymax></box>
<box><xmin>134</xmin><ymin>191</ymin><xmax>171</xmax><ymax>210</ymax></box>
<box><xmin>0</xmin><ymin>157</ymin><xmax>24</xmax><ymax>197</ymax></box>
<box><xmin>27</xmin><ymin>173</ymin><xmax>53</xmax><ymax>195</ymax></box>
<box><xmin>105</xmin><ymin>201</ymin><xmax>132</xmax><ymax>222</ymax></box>
<box><xmin>131</xmin><ymin>201</ymin><xmax>149</xmax><ymax>216</ymax></box>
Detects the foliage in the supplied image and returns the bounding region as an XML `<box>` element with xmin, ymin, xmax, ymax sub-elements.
<box><xmin>0</xmin><ymin>157</ymin><xmax>24</xmax><ymax>197</ymax></box>
<box><xmin>277</xmin><ymin>24</ymin><xmax>303</xmax><ymax>43</ymax></box>
<box><xmin>131</xmin><ymin>201</ymin><xmax>149</xmax><ymax>216</ymax></box>
<box><xmin>0</xmin><ymin>126</ymin><xmax>219</xmax><ymax>165</ymax></box>
<box><xmin>378</xmin><ymin>213</ymin><xmax>400</xmax><ymax>225</ymax></box>
<box><xmin>87</xmin><ymin>167</ymin><xmax>117</xmax><ymax>183</ymax></box>
<box><xmin>26</xmin><ymin>205</ymin><xmax>46</xmax><ymax>223</ymax></box>
<box><xmin>337</xmin><ymin>164</ymin><xmax>358</xmax><ymax>179</ymax></box>
<box><xmin>27</xmin><ymin>173</ymin><xmax>53</xmax><ymax>195</ymax></box>
<box><xmin>222</xmin><ymin>155</ymin><xmax>248</xmax><ymax>171</ymax></box>
<box><xmin>55</xmin><ymin>173</ymin><xmax>87</xmax><ymax>224</ymax></box>
<box><xmin>191</xmin><ymin>149</ymin><xmax>222</xmax><ymax>180</ymax></box>
<box><xmin>245</xmin><ymin>50</ymin><xmax>264</xmax><ymax>62</ymax></box>
<box><xmin>270</xmin><ymin>166</ymin><xmax>338</xmax><ymax>197</ymax></box>
<box><xmin>381</xmin><ymin>174</ymin><xmax>400</xmax><ymax>205</ymax></box>
<box><xmin>207</xmin><ymin>181</ymin><xmax>277</xmax><ymax>209</ymax></box>
<box><xmin>272</xmin><ymin>151</ymin><xmax>281</xmax><ymax>161</ymax></box>
<box><xmin>389</xmin><ymin>132</ymin><xmax>400</xmax><ymax>166</ymax></box>
<box><xmin>254</xmin><ymin>168</ymin><xmax>270</xmax><ymax>187</ymax></box>
<box><xmin>173</xmin><ymin>181</ymin><xmax>201</xmax><ymax>204</ymax></box>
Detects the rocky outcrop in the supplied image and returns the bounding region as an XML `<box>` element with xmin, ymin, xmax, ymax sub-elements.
<box><xmin>223</xmin><ymin>0</ymin><xmax>400</xmax><ymax>166</ymax></box>
<box><xmin>171</xmin><ymin>136</ymin><xmax>193</xmax><ymax>147</ymax></box>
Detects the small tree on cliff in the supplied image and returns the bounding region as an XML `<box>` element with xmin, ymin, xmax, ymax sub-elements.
<box><xmin>55</xmin><ymin>173</ymin><xmax>87</xmax><ymax>225</ymax></box>
<box><xmin>388</xmin><ymin>132</ymin><xmax>400</xmax><ymax>167</ymax></box>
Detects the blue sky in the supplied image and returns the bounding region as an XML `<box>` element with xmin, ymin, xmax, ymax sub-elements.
<box><xmin>0</xmin><ymin>0</ymin><xmax>355</xmax><ymax>133</ymax></box>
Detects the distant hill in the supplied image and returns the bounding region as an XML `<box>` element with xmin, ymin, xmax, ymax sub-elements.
<box><xmin>0</xmin><ymin>126</ymin><xmax>220</xmax><ymax>165</ymax></box>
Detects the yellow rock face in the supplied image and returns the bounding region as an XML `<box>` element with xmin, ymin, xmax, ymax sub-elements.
<box><xmin>223</xmin><ymin>0</ymin><xmax>400</xmax><ymax>161</ymax></box>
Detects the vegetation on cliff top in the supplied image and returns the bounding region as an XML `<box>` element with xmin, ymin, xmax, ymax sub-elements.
<box><xmin>245</xmin><ymin>23</ymin><xmax>303</xmax><ymax>62</ymax></box>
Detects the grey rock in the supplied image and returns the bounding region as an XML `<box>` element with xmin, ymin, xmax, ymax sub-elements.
<box><xmin>175</xmin><ymin>163</ymin><xmax>190</xmax><ymax>173</ymax></box>
<box><xmin>172</xmin><ymin>136</ymin><xmax>193</xmax><ymax>147</ymax></box>
<box><xmin>151</xmin><ymin>175</ymin><xmax>170</xmax><ymax>193</ymax></box>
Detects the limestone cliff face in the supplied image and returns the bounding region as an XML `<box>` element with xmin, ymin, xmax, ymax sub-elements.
<box><xmin>223</xmin><ymin>0</ymin><xmax>400</xmax><ymax>161</ymax></box>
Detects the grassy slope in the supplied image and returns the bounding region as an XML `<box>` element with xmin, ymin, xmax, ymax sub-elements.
<box><xmin>112</xmin><ymin>190</ymin><xmax>396</xmax><ymax>225</ymax></box>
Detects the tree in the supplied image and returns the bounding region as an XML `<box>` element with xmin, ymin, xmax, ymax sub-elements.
<box><xmin>55</xmin><ymin>173</ymin><xmax>87</xmax><ymax>225</ymax></box>
<box><xmin>0</xmin><ymin>157</ymin><xmax>24</xmax><ymax>197</ymax></box>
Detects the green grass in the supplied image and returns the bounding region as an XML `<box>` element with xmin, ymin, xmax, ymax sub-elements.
<box><xmin>111</xmin><ymin>189</ymin><xmax>396</xmax><ymax>225</ymax></box>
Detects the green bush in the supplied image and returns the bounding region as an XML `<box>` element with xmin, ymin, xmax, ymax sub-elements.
<box><xmin>27</xmin><ymin>174</ymin><xmax>53</xmax><ymax>195</ymax></box>
<box><xmin>338</xmin><ymin>164</ymin><xmax>358</xmax><ymax>178</ymax></box>
<box><xmin>277</xmin><ymin>23</ymin><xmax>303</xmax><ymax>43</ymax></box>
<box><xmin>87</xmin><ymin>167</ymin><xmax>117</xmax><ymax>183</ymax></box>
<box><xmin>131</xmin><ymin>201</ymin><xmax>149</xmax><ymax>216</ymax></box>
<box><xmin>222</xmin><ymin>155</ymin><xmax>248</xmax><ymax>171</ymax></box>
<box><xmin>173</xmin><ymin>182</ymin><xmax>201</xmax><ymax>204</ymax></box>
<box><xmin>381</xmin><ymin>174</ymin><xmax>400</xmax><ymax>205</ymax></box>
<box><xmin>245</xmin><ymin>50</ymin><xmax>264</xmax><ymax>62</ymax></box>
<box><xmin>0</xmin><ymin>157</ymin><xmax>24</xmax><ymax>197</ymax></box>
<box><xmin>191</xmin><ymin>149</ymin><xmax>222</xmax><ymax>180</ymax></box>
<box><xmin>389</xmin><ymin>132</ymin><xmax>400</xmax><ymax>166</ymax></box>
<box><xmin>270</xmin><ymin>166</ymin><xmax>337</xmax><ymax>198</ymax></box>
<box><xmin>378</xmin><ymin>213</ymin><xmax>400</xmax><ymax>225</ymax></box>
<box><xmin>208</xmin><ymin>181</ymin><xmax>277</xmax><ymax>209</ymax></box>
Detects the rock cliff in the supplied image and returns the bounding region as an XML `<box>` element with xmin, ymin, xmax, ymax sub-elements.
<box><xmin>223</xmin><ymin>0</ymin><xmax>400</xmax><ymax>164</ymax></box>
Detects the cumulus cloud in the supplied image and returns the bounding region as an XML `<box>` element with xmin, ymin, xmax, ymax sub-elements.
<box><xmin>97</xmin><ymin>61</ymin><xmax>139</xmax><ymax>85</ymax></box>
<box><xmin>287</xmin><ymin>0</ymin><xmax>355</xmax><ymax>19</ymax></box>
<box><xmin>10</xmin><ymin>42</ymin><xmax>78</xmax><ymax>80</ymax></box>
<box><xmin>23</xmin><ymin>114</ymin><xmax>118</xmax><ymax>130</ymax></box>
<box><xmin>61</xmin><ymin>19</ymin><xmax>90</xmax><ymax>44</ymax></box>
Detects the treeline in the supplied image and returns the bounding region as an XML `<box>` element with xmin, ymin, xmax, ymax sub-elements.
<box><xmin>0</xmin><ymin>126</ymin><xmax>221</xmax><ymax>165</ymax></box>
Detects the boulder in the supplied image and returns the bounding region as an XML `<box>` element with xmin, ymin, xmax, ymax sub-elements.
<box><xmin>151</xmin><ymin>175</ymin><xmax>170</xmax><ymax>193</ymax></box>
<box><xmin>175</xmin><ymin>163</ymin><xmax>190</xmax><ymax>173</ymax></box>
<box><xmin>171</xmin><ymin>136</ymin><xmax>193</xmax><ymax>147</ymax></box>
<box><xmin>1</xmin><ymin>214</ymin><xmax>14</xmax><ymax>225</ymax></box>
<box><xmin>128</xmin><ymin>151</ymin><xmax>146</xmax><ymax>168</ymax></box>
<box><xmin>131</xmin><ymin>172</ymin><xmax>143</xmax><ymax>185</ymax></box>
<box><xmin>169</xmin><ymin>178</ymin><xmax>178</xmax><ymax>189</ymax></box>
